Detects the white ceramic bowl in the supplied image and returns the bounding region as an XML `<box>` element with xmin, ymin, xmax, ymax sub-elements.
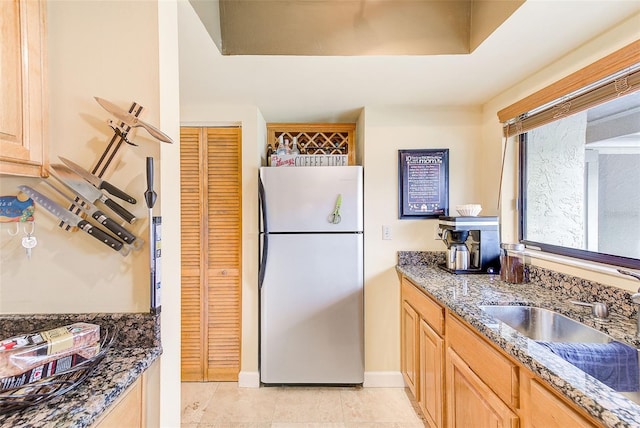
<box><xmin>456</xmin><ymin>204</ymin><xmax>482</xmax><ymax>216</ymax></box>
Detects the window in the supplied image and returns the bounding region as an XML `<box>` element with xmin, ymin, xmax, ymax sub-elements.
<box><xmin>498</xmin><ymin>40</ymin><xmax>640</xmax><ymax>269</ymax></box>
<box><xmin>519</xmin><ymin>91</ymin><xmax>640</xmax><ymax>269</ymax></box>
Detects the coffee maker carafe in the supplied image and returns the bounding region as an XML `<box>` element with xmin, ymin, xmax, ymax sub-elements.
<box><xmin>442</xmin><ymin>230</ymin><xmax>470</xmax><ymax>270</ymax></box>
<box><xmin>438</xmin><ymin>216</ymin><xmax>500</xmax><ymax>274</ymax></box>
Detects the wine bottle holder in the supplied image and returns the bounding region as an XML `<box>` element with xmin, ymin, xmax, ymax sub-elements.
<box><xmin>267</xmin><ymin>123</ymin><xmax>356</xmax><ymax>166</ymax></box>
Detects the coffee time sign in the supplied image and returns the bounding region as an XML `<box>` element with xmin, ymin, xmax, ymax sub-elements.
<box><xmin>270</xmin><ymin>154</ymin><xmax>348</xmax><ymax>167</ymax></box>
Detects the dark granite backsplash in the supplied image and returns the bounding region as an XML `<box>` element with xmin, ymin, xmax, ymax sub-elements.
<box><xmin>400</xmin><ymin>251</ymin><xmax>637</xmax><ymax>318</ymax></box>
<box><xmin>528</xmin><ymin>265</ymin><xmax>637</xmax><ymax>319</ymax></box>
<box><xmin>0</xmin><ymin>312</ymin><xmax>160</xmax><ymax>348</ymax></box>
<box><xmin>398</xmin><ymin>250</ymin><xmax>446</xmax><ymax>266</ymax></box>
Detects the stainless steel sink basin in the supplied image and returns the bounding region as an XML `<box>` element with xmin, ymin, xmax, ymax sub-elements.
<box><xmin>479</xmin><ymin>305</ymin><xmax>613</xmax><ymax>343</ymax></box>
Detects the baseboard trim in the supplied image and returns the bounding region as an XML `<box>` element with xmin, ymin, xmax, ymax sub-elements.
<box><xmin>363</xmin><ymin>371</ymin><xmax>406</xmax><ymax>388</ymax></box>
<box><xmin>238</xmin><ymin>371</ymin><xmax>260</xmax><ymax>388</ymax></box>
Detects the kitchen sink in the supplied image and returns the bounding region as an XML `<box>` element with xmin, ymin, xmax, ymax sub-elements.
<box><xmin>480</xmin><ymin>305</ymin><xmax>640</xmax><ymax>400</ymax></box>
<box><xmin>479</xmin><ymin>305</ymin><xmax>613</xmax><ymax>343</ymax></box>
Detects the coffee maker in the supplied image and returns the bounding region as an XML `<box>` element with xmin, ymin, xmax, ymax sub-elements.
<box><xmin>438</xmin><ymin>216</ymin><xmax>500</xmax><ymax>274</ymax></box>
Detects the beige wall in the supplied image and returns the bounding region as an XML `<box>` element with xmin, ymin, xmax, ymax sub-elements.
<box><xmin>0</xmin><ymin>0</ymin><xmax>160</xmax><ymax>313</ymax></box>
<box><xmin>361</xmin><ymin>106</ymin><xmax>483</xmax><ymax>373</ymax></box>
<box><xmin>481</xmin><ymin>12</ymin><xmax>640</xmax><ymax>292</ymax></box>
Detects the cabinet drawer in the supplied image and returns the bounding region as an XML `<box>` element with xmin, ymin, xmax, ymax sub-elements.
<box><xmin>447</xmin><ymin>314</ymin><xmax>519</xmax><ymax>408</ymax></box>
<box><xmin>401</xmin><ymin>277</ymin><xmax>444</xmax><ymax>335</ymax></box>
<box><xmin>527</xmin><ymin>378</ymin><xmax>597</xmax><ymax>428</ymax></box>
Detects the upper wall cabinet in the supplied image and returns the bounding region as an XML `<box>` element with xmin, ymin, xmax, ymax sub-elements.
<box><xmin>0</xmin><ymin>0</ymin><xmax>48</xmax><ymax>177</ymax></box>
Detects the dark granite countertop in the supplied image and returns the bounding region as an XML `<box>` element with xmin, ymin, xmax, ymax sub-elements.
<box><xmin>0</xmin><ymin>313</ymin><xmax>161</xmax><ymax>427</ymax></box>
<box><xmin>397</xmin><ymin>259</ymin><xmax>640</xmax><ymax>428</ymax></box>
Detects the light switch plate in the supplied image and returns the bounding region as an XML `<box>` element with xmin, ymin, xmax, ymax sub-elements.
<box><xmin>382</xmin><ymin>225</ymin><xmax>392</xmax><ymax>240</ymax></box>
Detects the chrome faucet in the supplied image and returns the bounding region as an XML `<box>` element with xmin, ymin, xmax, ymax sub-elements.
<box><xmin>570</xmin><ymin>300</ymin><xmax>609</xmax><ymax>319</ymax></box>
<box><xmin>619</xmin><ymin>269</ymin><xmax>640</xmax><ymax>338</ymax></box>
<box><xmin>619</xmin><ymin>269</ymin><xmax>640</xmax><ymax>282</ymax></box>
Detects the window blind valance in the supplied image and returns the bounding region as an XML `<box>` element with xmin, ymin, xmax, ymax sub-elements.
<box><xmin>498</xmin><ymin>40</ymin><xmax>640</xmax><ymax>138</ymax></box>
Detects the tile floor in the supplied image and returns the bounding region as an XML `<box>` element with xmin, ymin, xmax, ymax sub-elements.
<box><xmin>181</xmin><ymin>382</ymin><xmax>427</xmax><ymax>427</ymax></box>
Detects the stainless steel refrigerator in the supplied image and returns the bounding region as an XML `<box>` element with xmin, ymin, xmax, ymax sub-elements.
<box><xmin>258</xmin><ymin>165</ymin><xmax>364</xmax><ymax>384</ymax></box>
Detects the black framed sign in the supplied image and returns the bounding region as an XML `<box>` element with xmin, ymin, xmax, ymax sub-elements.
<box><xmin>398</xmin><ymin>149</ymin><xmax>449</xmax><ymax>219</ymax></box>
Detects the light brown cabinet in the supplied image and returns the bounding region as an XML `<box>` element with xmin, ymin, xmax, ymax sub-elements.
<box><xmin>0</xmin><ymin>0</ymin><xmax>48</xmax><ymax>177</ymax></box>
<box><xmin>522</xmin><ymin>375</ymin><xmax>597</xmax><ymax>428</ymax></box>
<box><xmin>401</xmin><ymin>300</ymin><xmax>419</xmax><ymax>397</ymax></box>
<box><xmin>92</xmin><ymin>360</ymin><xmax>159</xmax><ymax>428</ymax></box>
<box><xmin>445</xmin><ymin>314</ymin><xmax>519</xmax><ymax>428</ymax></box>
<box><xmin>446</xmin><ymin>315</ymin><xmax>519</xmax><ymax>409</ymax></box>
<box><xmin>401</xmin><ymin>276</ymin><xmax>445</xmax><ymax>428</ymax></box>
<box><xmin>419</xmin><ymin>318</ymin><xmax>444</xmax><ymax>428</ymax></box>
<box><xmin>399</xmin><ymin>275</ymin><xmax>603</xmax><ymax>428</ymax></box>
<box><xmin>446</xmin><ymin>348</ymin><xmax>518</xmax><ymax>428</ymax></box>
<box><xmin>93</xmin><ymin>379</ymin><xmax>143</xmax><ymax>428</ymax></box>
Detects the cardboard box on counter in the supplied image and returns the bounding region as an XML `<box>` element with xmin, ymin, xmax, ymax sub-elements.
<box><xmin>270</xmin><ymin>154</ymin><xmax>348</xmax><ymax>167</ymax></box>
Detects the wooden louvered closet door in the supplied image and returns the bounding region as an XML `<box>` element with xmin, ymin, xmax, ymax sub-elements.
<box><xmin>180</xmin><ymin>127</ymin><xmax>242</xmax><ymax>381</ymax></box>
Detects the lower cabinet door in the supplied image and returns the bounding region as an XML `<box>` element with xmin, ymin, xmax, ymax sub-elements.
<box><xmin>420</xmin><ymin>319</ymin><xmax>444</xmax><ymax>428</ymax></box>
<box><xmin>446</xmin><ymin>348</ymin><xmax>518</xmax><ymax>428</ymax></box>
<box><xmin>401</xmin><ymin>300</ymin><xmax>419</xmax><ymax>398</ymax></box>
<box><xmin>526</xmin><ymin>378</ymin><xmax>596</xmax><ymax>428</ymax></box>
<box><xmin>93</xmin><ymin>378</ymin><xmax>142</xmax><ymax>428</ymax></box>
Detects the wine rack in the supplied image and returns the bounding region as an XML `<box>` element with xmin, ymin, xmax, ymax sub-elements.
<box><xmin>266</xmin><ymin>123</ymin><xmax>356</xmax><ymax>165</ymax></box>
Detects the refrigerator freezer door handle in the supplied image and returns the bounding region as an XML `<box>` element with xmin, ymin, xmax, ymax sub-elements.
<box><xmin>259</xmin><ymin>175</ymin><xmax>268</xmax><ymax>233</ymax></box>
<box><xmin>258</xmin><ymin>175</ymin><xmax>268</xmax><ymax>289</ymax></box>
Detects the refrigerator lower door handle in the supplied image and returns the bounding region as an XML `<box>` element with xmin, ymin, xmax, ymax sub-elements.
<box><xmin>258</xmin><ymin>232</ymin><xmax>268</xmax><ymax>289</ymax></box>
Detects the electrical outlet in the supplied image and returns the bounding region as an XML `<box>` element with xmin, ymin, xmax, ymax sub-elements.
<box><xmin>382</xmin><ymin>225</ymin><xmax>392</xmax><ymax>240</ymax></box>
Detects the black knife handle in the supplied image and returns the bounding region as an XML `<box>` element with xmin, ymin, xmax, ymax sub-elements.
<box><xmin>100</xmin><ymin>181</ymin><xmax>136</xmax><ymax>204</ymax></box>
<box><xmin>104</xmin><ymin>198</ymin><xmax>137</xmax><ymax>224</ymax></box>
<box><xmin>91</xmin><ymin>210</ymin><xmax>137</xmax><ymax>243</ymax></box>
<box><xmin>77</xmin><ymin>219</ymin><xmax>124</xmax><ymax>251</ymax></box>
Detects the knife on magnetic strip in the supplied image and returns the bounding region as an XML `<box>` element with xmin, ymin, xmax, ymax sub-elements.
<box><xmin>42</xmin><ymin>178</ymin><xmax>142</xmax><ymax>249</ymax></box>
<box><xmin>95</xmin><ymin>97</ymin><xmax>173</xmax><ymax>144</ymax></box>
<box><xmin>50</xmin><ymin>164</ymin><xmax>137</xmax><ymax>224</ymax></box>
<box><xmin>59</xmin><ymin>156</ymin><xmax>136</xmax><ymax>204</ymax></box>
<box><xmin>18</xmin><ymin>185</ymin><xmax>126</xmax><ymax>254</ymax></box>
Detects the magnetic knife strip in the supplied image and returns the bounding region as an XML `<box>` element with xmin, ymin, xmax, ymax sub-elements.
<box><xmin>58</xmin><ymin>102</ymin><xmax>143</xmax><ymax>231</ymax></box>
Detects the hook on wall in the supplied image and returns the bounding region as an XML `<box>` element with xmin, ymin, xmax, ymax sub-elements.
<box><xmin>1</xmin><ymin>193</ymin><xmax>37</xmax><ymax>258</ymax></box>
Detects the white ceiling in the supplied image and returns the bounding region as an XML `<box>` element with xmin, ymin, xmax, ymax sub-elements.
<box><xmin>177</xmin><ymin>0</ymin><xmax>640</xmax><ymax>123</ymax></box>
